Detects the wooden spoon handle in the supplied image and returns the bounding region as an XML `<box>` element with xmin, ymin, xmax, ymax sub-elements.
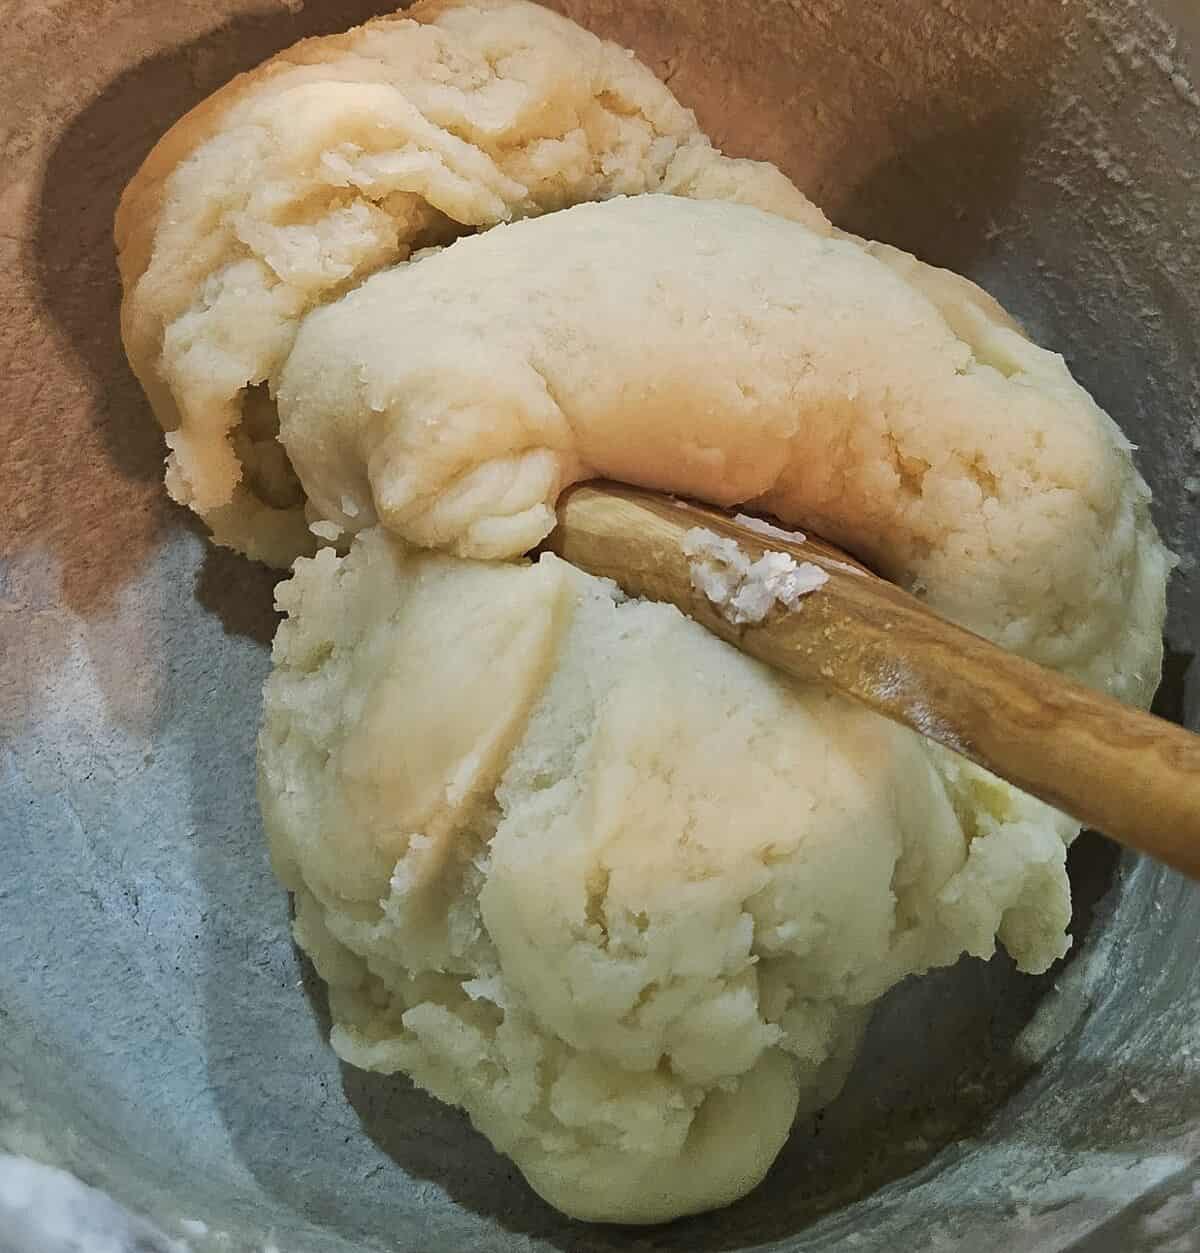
<box><xmin>546</xmin><ymin>482</ymin><xmax>1200</xmax><ymax>880</ymax></box>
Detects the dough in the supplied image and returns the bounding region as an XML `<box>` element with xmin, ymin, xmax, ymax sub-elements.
<box><xmin>253</xmin><ymin>183</ymin><xmax>1170</xmax><ymax>1225</ymax></box>
<box><xmin>260</xmin><ymin>529</ymin><xmax>1080</xmax><ymax>1224</ymax></box>
<box><xmin>115</xmin><ymin>0</ymin><xmax>826</xmax><ymax>565</ymax></box>
<box><xmin>117</xmin><ymin>0</ymin><xmax>1173</xmax><ymax>1225</ymax></box>
<box><xmin>278</xmin><ymin>193</ymin><xmax>1169</xmax><ymax>705</ymax></box>
<box><xmin>113</xmin><ymin>0</ymin><xmax>1168</xmax><ymax>701</ymax></box>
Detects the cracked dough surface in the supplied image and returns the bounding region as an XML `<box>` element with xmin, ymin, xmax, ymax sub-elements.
<box><xmin>119</xmin><ymin>0</ymin><xmax>1172</xmax><ymax>1227</ymax></box>
<box><xmin>278</xmin><ymin>192</ymin><xmax>1168</xmax><ymax>704</ymax></box>
<box><xmin>115</xmin><ymin>0</ymin><xmax>826</xmax><ymax>565</ymax></box>
<box><xmin>261</xmin><ymin>531</ymin><xmax>1082</xmax><ymax>1223</ymax></box>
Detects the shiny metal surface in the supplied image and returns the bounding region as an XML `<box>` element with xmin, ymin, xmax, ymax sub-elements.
<box><xmin>1</xmin><ymin>0</ymin><xmax>1198</xmax><ymax>1248</ymax></box>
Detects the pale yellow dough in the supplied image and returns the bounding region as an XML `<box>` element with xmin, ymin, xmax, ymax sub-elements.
<box><xmin>115</xmin><ymin>0</ymin><xmax>1174</xmax><ymax>1226</ymax></box>
<box><xmin>261</xmin><ymin>530</ymin><xmax>1082</xmax><ymax>1224</ymax></box>
<box><xmin>278</xmin><ymin>192</ymin><xmax>1168</xmax><ymax>705</ymax></box>
<box><xmin>115</xmin><ymin>0</ymin><xmax>826</xmax><ymax>565</ymax></box>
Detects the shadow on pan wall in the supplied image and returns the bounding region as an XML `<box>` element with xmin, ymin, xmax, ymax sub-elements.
<box><xmin>28</xmin><ymin>0</ymin><xmax>402</xmax><ymax>622</ymax></box>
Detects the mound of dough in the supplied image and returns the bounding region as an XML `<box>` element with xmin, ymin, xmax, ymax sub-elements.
<box><xmin>260</xmin><ymin>528</ymin><xmax>1080</xmax><ymax>1224</ymax></box>
<box><xmin>125</xmin><ymin>0</ymin><xmax>1172</xmax><ymax>1226</ymax></box>
<box><xmin>279</xmin><ymin>193</ymin><xmax>1169</xmax><ymax>704</ymax></box>
<box><xmin>115</xmin><ymin>0</ymin><xmax>826</xmax><ymax>565</ymax></box>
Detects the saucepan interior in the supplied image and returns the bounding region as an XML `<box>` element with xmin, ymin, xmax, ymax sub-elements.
<box><xmin>1</xmin><ymin>0</ymin><xmax>1197</xmax><ymax>1249</ymax></box>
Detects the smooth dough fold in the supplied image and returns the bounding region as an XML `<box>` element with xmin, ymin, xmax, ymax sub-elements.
<box><xmin>278</xmin><ymin>193</ymin><xmax>1169</xmax><ymax>705</ymax></box>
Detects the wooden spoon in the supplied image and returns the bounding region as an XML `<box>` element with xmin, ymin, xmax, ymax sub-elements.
<box><xmin>545</xmin><ymin>481</ymin><xmax>1200</xmax><ymax>880</ymax></box>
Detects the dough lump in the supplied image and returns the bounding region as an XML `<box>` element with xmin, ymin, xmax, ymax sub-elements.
<box><xmin>115</xmin><ymin>0</ymin><xmax>825</xmax><ymax>565</ymax></box>
<box><xmin>260</xmin><ymin>528</ymin><xmax>1081</xmax><ymax>1224</ymax></box>
<box><xmin>279</xmin><ymin>193</ymin><xmax>1169</xmax><ymax>704</ymax></box>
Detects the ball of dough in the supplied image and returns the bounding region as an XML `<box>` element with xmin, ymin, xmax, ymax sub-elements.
<box><xmin>115</xmin><ymin>0</ymin><xmax>826</xmax><ymax>565</ymax></box>
<box><xmin>278</xmin><ymin>193</ymin><xmax>1170</xmax><ymax>705</ymax></box>
<box><xmin>260</xmin><ymin>528</ymin><xmax>1080</xmax><ymax>1224</ymax></box>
